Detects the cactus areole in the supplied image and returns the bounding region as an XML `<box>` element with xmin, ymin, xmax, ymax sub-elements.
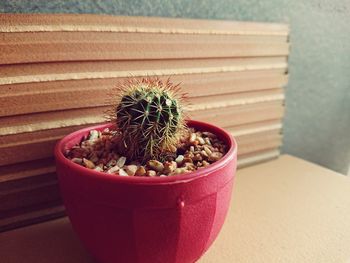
<box><xmin>114</xmin><ymin>78</ymin><xmax>187</xmax><ymax>162</ymax></box>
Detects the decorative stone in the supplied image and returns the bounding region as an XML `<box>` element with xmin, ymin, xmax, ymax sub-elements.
<box><xmin>189</xmin><ymin>133</ymin><xmax>196</xmax><ymax>143</ymax></box>
<box><xmin>135</xmin><ymin>166</ymin><xmax>146</xmax><ymax>176</ymax></box>
<box><xmin>93</xmin><ymin>166</ymin><xmax>104</xmax><ymax>172</ymax></box>
<box><xmin>175</xmin><ymin>155</ymin><xmax>184</xmax><ymax>165</ymax></box>
<box><xmin>118</xmin><ymin>168</ymin><xmax>128</xmax><ymax>176</ymax></box>
<box><xmin>203</xmin><ymin>146</ymin><xmax>213</xmax><ymax>156</ymax></box>
<box><xmin>146</xmin><ymin>170</ymin><xmax>157</xmax><ymax>177</ymax></box>
<box><xmin>88</xmin><ymin>130</ymin><xmax>99</xmax><ymax>141</ymax></box>
<box><xmin>147</xmin><ymin>160</ymin><xmax>164</xmax><ymax>172</ymax></box>
<box><xmin>209</xmin><ymin>152</ymin><xmax>223</xmax><ymax>162</ymax></box>
<box><xmin>83</xmin><ymin>158</ymin><xmax>95</xmax><ymax>169</ymax></box>
<box><xmin>125</xmin><ymin>165</ymin><xmax>138</xmax><ymax>176</ymax></box>
<box><xmin>116</xmin><ymin>156</ymin><xmax>126</xmax><ymax>167</ymax></box>
<box><xmin>107</xmin><ymin>165</ymin><xmax>119</xmax><ymax>174</ymax></box>
<box><xmin>197</xmin><ymin>136</ymin><xmax>205</xmax><ymax>145</ymax></box>
<box><xmin>163</xmin><ymin>161</ymin><xmax>177</xmax><ymax>174</ymax></box>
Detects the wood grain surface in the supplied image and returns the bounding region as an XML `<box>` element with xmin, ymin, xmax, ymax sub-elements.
<box><xmin>0</xmin><ymin>14</ymin><xmax>289</xmax><ymax>231</ymax></box>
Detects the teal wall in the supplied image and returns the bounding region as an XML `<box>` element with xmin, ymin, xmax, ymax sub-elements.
<box><xmin>2</xmin><ymin>0</ymin><xmax>350</xmax><ymax>174</ymax></box>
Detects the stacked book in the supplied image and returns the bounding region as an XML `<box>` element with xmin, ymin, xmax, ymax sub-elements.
<box><xmin>0</xmin><ymin>14</ymin><xmax>289</xmax><ymax>231</ymax></box>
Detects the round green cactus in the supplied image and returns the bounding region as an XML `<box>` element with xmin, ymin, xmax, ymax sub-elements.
<box><xmin>113</xmin><ymin>77</ymin><xmax>187</xmax><ymax>162</ymax></box>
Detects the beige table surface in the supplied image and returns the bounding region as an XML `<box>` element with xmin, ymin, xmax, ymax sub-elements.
<box><xmin>1</xmin><ymin>155</ymin><xmax>350</xmax><ymax>263</ymax></box>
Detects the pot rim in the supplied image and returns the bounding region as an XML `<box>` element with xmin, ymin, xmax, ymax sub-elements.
<box><xmin>54</xmin><ymin>119</ymin><xmax>237</xmax><ymax>185</ymax></box>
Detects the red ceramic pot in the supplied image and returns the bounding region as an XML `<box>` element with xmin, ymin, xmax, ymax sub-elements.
<box><xmin>55</xmin><ymin>120</ymin><xmax>237</xmax><ymax>263</ymax></box>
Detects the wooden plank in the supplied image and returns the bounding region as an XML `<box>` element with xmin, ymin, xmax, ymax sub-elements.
<box><xmin>0</xmin><ymin>68</ymin><xmax>287</xmax><ymax>99</ymax></box>
<box><xmin>0</xmin><ymin>14</ymin><xmax>289</xmax><ymax>36</ymax></box>
<box><xmin>0</xmin><ymin>176</ymin><xmax>59</xmax><ymax>213</ymax></box>
<box><xmin>0</xmin><ymin>204</ymin><xmax>65</xmax><ymax>232</ymax></box>
<box><xmin>189</xmin><ymin>89</ymin><xmax>284</xmax><ymax>111</ymax></box>
<box><xmin>0</xmin><ymin>57</ymin><xmax>287</xmax><ymax>85</ymax></box>
<box><xmin>0</xmin><ymin>106</ymin><xmax>109</xmax><ymax>136</ymax></box>
<box><xmin>2</xmin><ymin>32</ymin><xmax>288</xmax><ymax>44</ymax></box>
<box><xmin>0</xmin><ymin>42</ymin><xmax>289</xmax><ymax>64</ymax></box>
<box><xmin>235</xmin><ymin>131</ymin><xmax>282</xmax><ymax>156</ymax></box>
<box><xmin>0</xmin><ymin>126</ymin><xmax>93</xmax><ymax>166</ymax></box>
<box><xmin>191</xmin><ymin>101</ymin><xmax>284</xmax><ymax>128</ymax></box>
<box><xmin>0</xmin><ymin>101</ymin><xmax>284</xmax><ymax>136</ymax></box>
<box><xmin>0</xmin><ymin>172</ymin><xmax>56</xmax><ymax>193</ymax></box>
<box><xmin>0</xmin><ymin>158</ymin><xmax>55</xmax><ymax>183</ymax></box>
<box><xmin>0</xmin><ymin>86</ymin><xmax>284</xmax><ymax>117</ymax></box>
<box><xmin>0</xmin><ymin>138</ymin><xmax>60</xmax><ymax>166</ymax></box>
<box><xmin>0</xmin><ymin>126</ymin><xmax>91</xmax><ymax>146</ymax></box>
<box><xmin>237</xmin><ymin>149</ymin><xmax>280</xmax><ymax>168</ymax></box>
<box><xmin>226</xmin><ymin>120</ymin><xmax>282</xmax><ymax>136</ymax></box>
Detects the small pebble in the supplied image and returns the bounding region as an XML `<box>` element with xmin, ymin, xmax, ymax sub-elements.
<box><xmin>94</xmin><ymin>166</ymin><xmax>104</xmax><ymax>172</ymax></box>
<box><xmin>204</xmin><ymin>137</ymin><xmax>211</xmax><ymax>145</ymax></box>
<box><xmin>193</xmin><ymin>153</ymin><xmax>203</xmax><ymax>161</ymax></box>
<box><xmin>163</xmin><ymin>161</ymin><xmax>177</xmax><ymax>174</ymax></box>
<box><xmin>172</xmin><ymin>168</ymin><xmax>186</xmax><ymax>175</ymax></box>
<box><xmin>203</xmin><ymin>146</ymin><xmax>213</xmax><ymax>156</ymax></box>
<box><xmin>89</xmin><ymin>130</ymin><xmax>99</xmax><ymax>141</ymax></box>
<box><xmin>146</xmin><ymin>170</ymin><xmax>157</xmax><ymax>177</ymax></box>
<box><xmin>209</xmin><ymin>152</ymin><xmax>223</xmax><ymax>162</ymax></box>
<box><xmin>116</xmin><ymin>156</ymin><xmax>126</xmax><ymax>167</ymax></box>
<box><xmin>197</xmin><ymin>136</ymin><xmax>205</xmax><ymax>145</ymax></box>
<box><xmin>201</xmin><ymin>150</ymin><xmax>209</xmax><ymax>158</ymax></box>
<box><xmin>118</xmin><ymin>168</ymin><xmax>128</xmax><ymax>176</ymax></box>
<box><xmin>147</xmin><ymin>160</ymin><xmax>164</xmax><ymax>172</ymax></box>
<box><xmin>135</xmin><ymin>166</ymin><xmax>146</xmax><ymax>176</ymax></box>
<box><xmin>175</xmin><ymin>155</ymin><xmax>184</xmax><ymax>165</ymax></box>
<box><xmin>183</xmin><ymin>157</ymin><xmax>193</xmax><ymax>163</ymax></box>
<box><xmin>202</xmin><ymin>160</ymin><xmax>210</xmax><ymax>167</ymax></box>
<box><xmin>107</xmin><ymin>165</ymin><xmax>119</xmax><ymax>174</ymax></box>
<box><xmin>184</xmin><ymin>162</ymin><xmax>196</xmax><ymax>171</ymax></box>
<box><xmin>125</xmin><ymin>165</ymin><xmax>138</xmax><ymax>176</ymax></box>
<box><xmin>83</xmin><ymin>158</ymin><xmax>95</xmax><ymax>169</ymax></box>
<box><xmin>189</xmin><ymin>133</ymin><xmax>196</xmax><ymax>143</ymax></box>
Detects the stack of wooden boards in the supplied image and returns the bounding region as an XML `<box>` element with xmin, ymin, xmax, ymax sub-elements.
<box><xmin>0</xmin><ymin>14</ymin><xmax>289</xmax><ymax>231</ymax></box>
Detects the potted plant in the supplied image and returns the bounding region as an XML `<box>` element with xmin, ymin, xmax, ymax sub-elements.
<box><xmin>54</xmin><ymin>78</ymin><xmax>237</xmax><ymax>263</ymax></box>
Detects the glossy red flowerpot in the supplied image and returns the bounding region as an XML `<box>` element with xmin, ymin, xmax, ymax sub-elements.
<box><xmin>55</xmin><ymin>120</ymin><xmax>237</xmax><ymax>263</ymax></box>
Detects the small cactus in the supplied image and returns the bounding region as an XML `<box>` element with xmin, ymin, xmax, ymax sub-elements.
<box><xmin>112</xmin><ymin>77</ymin><xmax>187</xmax><ymax>162</ymax></box>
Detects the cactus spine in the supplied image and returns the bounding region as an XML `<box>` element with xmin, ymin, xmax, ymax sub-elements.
<box><xmin>114</xmin><ymin>78</ymin><xmax>186</xmax><ymax>162</ymax></box>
